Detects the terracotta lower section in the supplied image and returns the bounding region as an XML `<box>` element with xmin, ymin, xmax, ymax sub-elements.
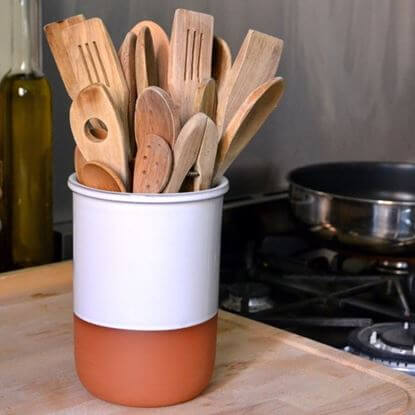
<box><xmin>73</xmin><ymin>314</ymin><xmax>217</xmax><ymax>407</ymax></box>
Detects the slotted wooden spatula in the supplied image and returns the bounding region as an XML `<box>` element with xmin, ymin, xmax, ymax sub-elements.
<box><xmin>62</xmin><ymin>18</ymin><xmax>129</xmax><ymax>117</ymax></box>
<box><xmin>130</xmin><ymin>21</ymin><xmax>169</xmax><ymax>91</ymax></box>
<box><xmin>135</xmin><ymin>86</ymin><xmax>180</xmax><ymax>149</ymax></box>
<box><xmin>216</xmin><ymin>30</ymin><xmax>283</xmax><ymax>135</ymax></box>
<box><xmin>214</xmin><ymin>77</ymin><xmax>284</xmax><ymax>181</ymax></box>
<box><xmin>44</xmin><ymin>14</ymin><xmax>85</xmax><ymax>99</ymax></box>
<box><xmin>164</xmin><ymin>112</ymin><xmax>208</xmax><ymax>193</ymax></box>
<box><xmin>168</xmin><ymin>9</ymin><xmax>214</xmax><ymax>124</ymax></box>
<box><xmin>69</xmin><ymin>83</ymin><xmax>130</xmax><ymax>188</ymax></box>
<box><xmin>133</xmin><ymin>134</ymin><xmax>173</xmax><ymax>193</ymax></box>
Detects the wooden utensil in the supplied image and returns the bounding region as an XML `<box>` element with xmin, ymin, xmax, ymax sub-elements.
<box><xmin>216</xmin><ymin>30</ymin><xmax>283</xmax><ymax>135</ymax></box>
<box><xmin>212</xmin><ymin>36</ymin><xmax>232</xmax><ymax>96</ymax></box>
<box><xmin>135</xmin><ymin>26</ymin><xmax>158</xmax><ymax>96</ymax></box>
<box><xmin>214</xmin><ymin>77</ymin><xmax>284</xmax><ymax>181</ymax></box>
<box><xmin>135</xmin><ymin>86</ymin><xmax>180</xmax><ymax>149</ymax></box>
<box><xmin>164</xmin><ymin>112</ymin><xmax>208</xmax><ymax>193</ymax></box>
<box><xmin>44</xmin><ymin>14</ymin><xmax>85</xmax><ymax>99</ymax></box>
<box><xmin>191</xmin><ymin>117</ymin><xmax>218</xmax><ymax>191</ymax></box>
<box><xmin>130</xmin><ymin>20</ymin><xmax>169</xmax><ymax>91</ymax></box>
<box><xmin>118</xmin><ymin>31</ymin><xmax>137</xmax><ymax>152</ymax></box>
<box><xmin>168</xmin><ymin>9</ymin><xmax>214</xmax><ymax>124</ymax></box>
<box><xmin>133</xmin><ymin>134</ymin><xmax>173</xmax><ymax>193</ymax></box>
<box><xmin>194</xmin><ymin>78</ymin><xmax>217</xmax><ymax>122</ymax></box>
<box><xmin>69</xmin><ymin>83</ymin><xmax>130</xmax><ymax>188</ymax></box>
<box><xmin>74</xmin><ymin>146</ymin><xmax>87</xmax><ymax>179</ymax></box>
<box><xmin>62</xmin><ymin>18</ymin><xmax>129</xmax><ymax>117</ymax></box>
<box><xmin>79</xmin><ymin>161</ymin><xmax>126</xmax><ymax>192</ymax></box>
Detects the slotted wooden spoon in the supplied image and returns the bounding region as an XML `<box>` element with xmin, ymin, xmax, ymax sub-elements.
<box><xmin>168</xmin><ymin>9</ymin><xmax>214</xmax><ymax>124</ymax></box>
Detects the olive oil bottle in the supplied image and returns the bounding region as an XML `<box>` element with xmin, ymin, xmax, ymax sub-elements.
<box><xmin>0</xmin><ymin>0</ymin><xmax>53</xmax><ymax>270</ymax></box>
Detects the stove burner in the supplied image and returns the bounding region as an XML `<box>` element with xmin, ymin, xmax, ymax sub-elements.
<box><xmin>376</xmin><ymin>260</ymin><xmax>410</xmax><ymax>276</ymax></box>
<box><xmin>221</xmin><ymin>282</ymin><xmax>274</xmax><ymax>314</ymax></box>
<box><xmin>346</xmin><ymin>322</ymin><xmax>415</xmax><ymax>375</ymax></box>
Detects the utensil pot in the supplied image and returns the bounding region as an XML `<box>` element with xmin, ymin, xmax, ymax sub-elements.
<box><xmin>68</xmin><ymin>174</ymin><xmax>229</xmax><ymax>407</ymax></box>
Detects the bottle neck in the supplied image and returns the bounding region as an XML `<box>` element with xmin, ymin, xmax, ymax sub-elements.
<box><xmin>10</xmin><ymin>0</ymin><xmax>43</xmax><ymax>76</ymax></box>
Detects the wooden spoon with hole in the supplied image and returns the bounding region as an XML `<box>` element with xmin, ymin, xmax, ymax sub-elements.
<box><xmin>214</xmin><ymin>77</ymin><xmax>284</xmax><ymax>182</ymax></box>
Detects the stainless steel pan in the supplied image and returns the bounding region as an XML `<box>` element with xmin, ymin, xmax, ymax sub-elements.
<box><xmin>288</xmin><ymin>162</ymin><xmax>415</xmax><ymax>255</ymax></box>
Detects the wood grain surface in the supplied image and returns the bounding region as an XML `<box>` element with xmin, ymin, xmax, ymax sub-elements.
<box><xmin>1</xmin><ymin>262</ymin><xmax>415</xmax><ymax>414</ymax></box>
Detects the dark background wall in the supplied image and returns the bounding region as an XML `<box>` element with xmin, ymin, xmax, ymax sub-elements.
<box><xmin>3</xmin><ymin>1</ymin><xmax>415</xmax><ymax>223</ymax></box>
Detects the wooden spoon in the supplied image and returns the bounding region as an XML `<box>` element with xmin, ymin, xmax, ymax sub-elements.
<box><xmin>80</xmin><ymin>161</ymin><xmax>126</xmax><ymax>192</ymax></box>
<box><xmin>44</xmin><ymin>14</ymin><xmax>85</xmax><ymax>100</ymax></box>
<box><xmin>130</xmin><ymin>21</ymin><xmax>169</xmax><ymax>91</ymax></box>
<box><xmin>164</xmin><ymin>113</ymin><xmax>208</xmax><ymax>193</ymax></box>
<box><xmin>135</xmin><ymin>86</ymin><xmax>180</xmax><ymax>149</ymax></box>
<box><xmin>216</xmin><ymin>30</ymin><xmax>283</xmax><ymax>135</ymax></box>
<box><xmin>214</xmin><ymin>77</ymin><xmax>284</xmax><ymax>181</ymax></box>
<box><xmin>168</xmin><ymin>9</ymin><xmax>214</xmax><ymax>124</ymax></box>
<box><xmin>135</xmin><ymin>26</ymin><xmax>158</xmax><ymax>96</ymax></box>
<box><xmin>194</xmin><ymin>78</ymin><xmax>217</xmax><ymax>122</ymax></box>
<box><xmin>212</xmin><ymin>36</ymin><xmax>232</xmax><ymax>96</ymax></box>
<box><xmin>70</xmin><ymin>83</ymin><xmax>130</xmax><ymax>188</ymax></box>
<box><xmin>133</xmin><ymin>134</ymin><xmax>173</xmax><ymax>193</ymax></box>
<box><xmin>118</xmin><ymin>31</ymin><xmax>137</xmax><ymax>153</ymax></box>
<box><xmin>74</xmin><ymin>146</ymin><xmax>87</xmax><ymax>179</ymax></box>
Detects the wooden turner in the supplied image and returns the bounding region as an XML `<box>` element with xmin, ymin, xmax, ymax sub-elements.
<box><xmin>135</xmin><ymin>86</ymin><xmax>180</xmax><ymax>149</ymax></box>
<box><xmin>168</xmin><ymin>9</ymin><xmax>214</xmax><ymax>124</ymax></box>
<box><xmin>164</xmin><ymin>112</ymin><xmax>208</xmax><ymax>193</ymax></box>
<box><xmin>69</xmin><ymin>83</ymin><xmax>130</xmax><ymax>188</ymax></box>
<box><xmin>118</xmin><ymin>31</ymin><xmax>137</xmax><ymax>152</ymax></box>
<box><xmin>44</xmin><ymin>14</ymin><xmax>85</xmax><ymax>99</ymax></box>
<box><xmin>130</xmin><ymin>21</ymin><xmax>169</xmax><ymax>91</ymax></box>
<box><xmin>133</xmin><ymin>134</ymin><xmax>173</xmax><ymax>193</ymax></box>
<box><xmin>214</xmin><ymin>77</ymin><xmax>285</xmax><ymax>182</ymax></box>
<box><xmin>216</xmin><ymin>30</ymin><xmax>283</xmax><ymax>135</ymax></box>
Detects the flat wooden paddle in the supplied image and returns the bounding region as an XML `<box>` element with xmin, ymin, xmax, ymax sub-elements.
<box><xmin>130</xmin><ymin>20</ymin><xmax>169</xmax><ymax>91</ymax></box>
<box><xmin>135</xmin><ymin>86</ymin><xmax>180</xmax><ymax>150</ymax></box>
<box><xmin>164</xmin><ymin>112</ymin><xmax>208</xmax><ymax>193</ymax></box>
<box><xmin>70</xmin><ymin>83</ymin><xmax>130</xmax><ymax>189</ymax></box>
<box><xmin>44</xmin><ymin>14</ymin><xmax>85</xmax><ymax>100</ymax></box>
<box><xmin>118</xmin><ymin>31</ymin><xmax>137</xmax><ymax>153</ymax></box>
<box><xmin>168</xmin><ymin>9</ymin><xmax>214</xmax><ymax>124</ymax></box>
<box><xmin>80</xmin><ymin>161</ymin><xmax>126</xmax><ymax>192</ymax></box>
<box><xmin>214</xmin><ymin>77</ymin><xmax>284</xmax><ymax>182</ymax></box>
<box><xmin>133</xmin><ymin>134</ymin><xmax>173</xmax><ymax>193</ymax></box>
<box><xmin>135</xmin><ymin>26</ymin><xmax>158</xmax><ymax>96</ymax></box>
<box><xmin>216</xmin><ymin>30</ymin><xmax>283</xmax><ymax>135</ymax></box>
<box><xmin>194</xmin><ymin>78</ymin><xmax>217</xmax><ymax>122</ymax></box>
<box><xmin>212</xmin><ymin>36</ymin><xmax>232</xmax><ymax>97</ymax></box>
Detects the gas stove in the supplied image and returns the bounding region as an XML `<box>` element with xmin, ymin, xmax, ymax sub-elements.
<box><xmin>220</xmin><ymin>192</ymin><xmax>415</xmax><ymax>376</ymax></box>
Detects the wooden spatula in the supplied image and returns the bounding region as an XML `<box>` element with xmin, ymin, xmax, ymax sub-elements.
<box><xmin>216</xmin><ymin>30</ymin><xmax>283</xmax><ymax>135</ymax></box>
<box><xmin>79</xmin><ymin>161</ymin><xmax>126</xmax><ymax>192</ymax></box>
<box><xmin>130</xmin><ymin>21</ymin><xmax>169</xmax><ymax>91</ymax></box>
<box><xmin>214</xmin><ymin>77</ymin><xmax>284</xmax><ymax>182</ymax></box>
<box><xmin>133</xmin><ymin>134</ymin><xmax>173</xmax><ymax>193</ymax></box>
<box><xmin>44</xmin><ymin>14</ymin><xmax>85</xmax><ymax>99</ymax></box>
<box><xmin>190</xmin><ymin>116</ymin><xmax>218</xmax><ymax>191</ymax></box>
<box><xmin>194</xmin><ymin>78</ymin><xmax>217</xmax><ymax>122</ymax></box>
<box><xmin>164</xmin><ymin>112</ymin><xmax>208</xmax><ymax>193</ymax></box>
<box><xmin>118</xmin><ymin>31</ymin><xmax>137</xmax><ymax>152</ymax></box>
<box><xmin>212</xmin><ymin>36</ymin><xmax>232</xmax><ymax>97</ymax></box>
<box><xmin>135</xmin><ymin>26</ymin><xmax>158</xmax><ymax>96</ymax></box>
<box><xmin>135</xmin><ymin>86</ymin><xmax>180</xmax><ymax>149</ymax></box>
<box><xmin>168</xmin><ymin>9</ymin><xmax>214</xmax><ymax>124</ymax></box>
<box><xmin>69</xmin><ymin>83</ymin><xmax>130</xmax><ymax>188</ymax></box>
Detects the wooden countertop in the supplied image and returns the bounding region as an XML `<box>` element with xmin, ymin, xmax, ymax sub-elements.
<box><xmin>1</xmin><ymin>261</ymin><xmax>415</xmax><ymax>414</ymax></box>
